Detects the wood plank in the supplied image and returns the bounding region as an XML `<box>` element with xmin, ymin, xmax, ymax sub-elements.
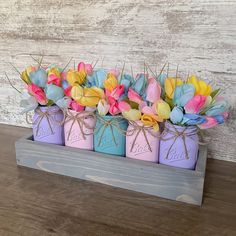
<box><xmin>0</xmin><ymin>0</ymin><xmax>235</xmax><ymax>162</ymax></box>
<box><xmin>15</xmin><ymin>134</ymin><xmax>206</xmax><ymax>205</ymax></box>
<box><xmin>0</xmin><ymin>124</ymin><xmax>236</xmax><ymax>235</ymax></box>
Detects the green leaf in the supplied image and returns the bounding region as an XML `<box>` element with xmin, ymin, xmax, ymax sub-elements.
<box><xmin>165</xmin><ymin>96</ymin><xmax>174</xmax><ymax>109</ymax></box>
<box><xmin>46</xmin><ymin>100</ymin><xmax>54</xmax><ymax>106</ymax></box>
<box><xmin>210</xmin><ymin>88</ymin><xmax>220</xmax><ymax>99</ymax></box>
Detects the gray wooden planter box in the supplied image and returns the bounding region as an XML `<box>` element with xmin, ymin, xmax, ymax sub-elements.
<box><xmin>15</xmin><ymin>134</ymin><xmax>207</xmax><ymax>206</ymax></box>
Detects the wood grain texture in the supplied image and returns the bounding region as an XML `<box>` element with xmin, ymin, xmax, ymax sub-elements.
<box><xmin>1</xmin><ymin>123</ymin><xmax>236</xmax><ymax>235</ymax></box>
<box><xmin>15</xmin><ymin>134</ymin><xmax>207</xmax><ymax>205</ymax></box>
<box><xmin>0</xmin><ymin>0</ymin><xmax>236</xmax><ymax>162</ymax></box>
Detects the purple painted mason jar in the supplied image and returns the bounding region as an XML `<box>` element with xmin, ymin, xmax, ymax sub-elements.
<box><xmin>159</xmin><ymin>121</ymin><xmax>199</xmax><ymax>170</ymax></box>
<box><xmin>32</xmin><ymin>105</ymin><xmax>64</xmax><ymax>145</ymax></box>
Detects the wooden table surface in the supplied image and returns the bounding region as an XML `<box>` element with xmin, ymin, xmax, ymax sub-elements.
<box><xmin>0</xmin><ymin>124</ymin><xmax>236</xmax><ymax>236</ymax></box>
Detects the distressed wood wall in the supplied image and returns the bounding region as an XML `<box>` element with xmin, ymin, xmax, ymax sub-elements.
<box><xmin>0</xmin><ymin>0</ymin><xmax>235</xmax><ymax>162</ymax></box>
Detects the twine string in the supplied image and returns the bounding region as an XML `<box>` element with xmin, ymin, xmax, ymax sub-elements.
<box><xmin>160</xmin><ymin>123</ymin><xmax>200</xmax><ymax>160</ymax></box>
<box><xmin>64</xmin><ymin>110</ymin><xmax>96</xmax><ymax>141</ymax></box>
<box><xmin>26</xmin><ymin>108</ymin><xmax>63</xmax><ymax>137</ymax></box>
<box><xmin>126</xmin><ymin>121</ymin><xmax>158</xmax><ymax>153</ymax></box>
<box><xmin>95</xmin><ymin>115</ymin><xmax>127</xmax><ymax>147</ymax></box>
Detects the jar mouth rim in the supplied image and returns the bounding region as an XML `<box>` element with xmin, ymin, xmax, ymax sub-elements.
<box><xmin>128</xmin><ymin>120</ymin><xmax>155</xmax><ymax>127</ymax></box>
<box><xmin>37</xmin><ymin>105</ymin><xmax>60</xmax><ymax>111</ymax></box>
<box><xmin>165</xmin><ymin>121</ymin><xmax>198</xmax><ymax>132</ymax></box>
<box><xmin>96</xmin><ymin>114</ymin><xmax>124</xmax><ymax>119</ymax></box>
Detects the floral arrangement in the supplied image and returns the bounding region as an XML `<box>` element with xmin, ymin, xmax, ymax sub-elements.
<box><xmin>19</xmin><ymin>63</ymin><xmax>69</xmax><ymax>113</ymax></box>
<box><xmin>119</xmin><ymin>76</ymin><xmax>171</xmax><ymax>131</ymax></box>
<box><xmin>9</xmin><ymin>58</ymin><xmax>229</xmax><ymax>169</ymax></box>
<box><xmin>164</xmin><ymin>75</ymin><xmax>229</xmax><ymax>129</ymax></box>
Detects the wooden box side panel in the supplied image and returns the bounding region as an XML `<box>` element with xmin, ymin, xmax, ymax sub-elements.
<box><xmin>15</xmin><ymin>136</ymin><xmax>207</xmax><ymax>205</ymax></box>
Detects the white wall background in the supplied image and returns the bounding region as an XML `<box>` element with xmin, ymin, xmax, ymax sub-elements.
<box><xmin>0</xmin><ymin>0</ymin><xmax>235</xmax><ymax>161</ymax></box>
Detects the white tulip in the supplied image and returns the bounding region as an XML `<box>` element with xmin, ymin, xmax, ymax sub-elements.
<box><xmin>97</xmin><ymin>99</ymin><xmax>110</xmax><ymax>116</ymax></box>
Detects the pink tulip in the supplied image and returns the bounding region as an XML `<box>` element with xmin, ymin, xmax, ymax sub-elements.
<box><xmin>109</xmin><ymin>68</ymin><xmax>120</xmax><ymax>78</ymax></box>
<box><xmin>110</xmin><ymin>85</ymin><xmax>125</xmax><ymax>100</ymax></box>
<box><xmin>27</xmin><ymin>84</ymin><xmax>47</xmax><ymax>105</ymax></box>
<box><xmin>61</xmin><ymin>72</ymin><xmax>67</xmax><ymax>80</ymax></box>
<box><xmin>109</xmin><ymin>102</ymin><xmax>121</xmax><ymax>116</ymax></box>
<box><xmin>48</xmin><ymin>74</ymin><xmax>61</xmax><ymax>86</ymax></box>
<box><xmin>64</xmin><ymin>86</ymin><xmax>72</xmax><ymax>97</ymax></box>
<box><xmin>69</xmin><ymin>100</ymin><xmax>85</xmax><ymax>112</ymax></box>
<box><xmin>118</xmin><ymin>101</ymin><xmax>131</xmax><ymax>112</ymax></box>
<box><xmin>77</xmin><ymin>62</ymin><xmax>93</xmax><ymax>75</ymax></box>
<box><xmin>222</xmin><ymin>112</ymin><xmax>229</xmax><ymax>119</ymax></box>
<box><xmin>128</xmin><ymin>88</ymin><xmax>143</xmax><ymax>105</ymax></box>
<box><xmin>138</xmin><ymin>101</ymin><xmax>155</xmax><ymax>115</ymax></box>
<box><xmin>142</xmin><ymin>106</ymin><xmax>156</xmax><ymax>115</ymax></box>
<box><xmin>146</xmin><ymin>77</ymin><xmax>161</xmax><ymax>103</ymax></box>
<box><xmin>105</xmin><ymin>89</ymin><xmax>116</xmax><ymax>105</ymax></box>
<box><xmin>198</xmin><ymin>116</ymin><xmax>218</xmax><ymax>129</ymax></box>
<box><xmin>185</xmin><ymin>95</ymin><xmax>207</xmax><ymax>114</ymax></box>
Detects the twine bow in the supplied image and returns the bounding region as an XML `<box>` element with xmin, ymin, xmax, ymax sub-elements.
<box><xmin>160</xmin><ymin>122</ymin><xmax>199</xmax><ymax>160</ymax></box>
<box><xmin>64</xmin><ymin>110</ymin><xmax>96</xmax><ymax>141</ymax></box>
<box><xmin>126</xmin><ymin>121</ymin><xmax>158</xmax><ymax>153</ymax></box>
<box><xmin>95</xmin><ymin>115</ymin><xmax>127</xmax><ymax>147</ymax></box>
<box><xmin>26</xmin><ymin>107</ymin><xmax>63</xmax><ymax>137</ymax></box>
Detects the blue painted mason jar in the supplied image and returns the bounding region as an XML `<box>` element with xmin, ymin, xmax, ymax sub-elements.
<box><xmin>94</xmin><ymin>115</ymin><xmax>128</xmax><ymax>156</ymax></box>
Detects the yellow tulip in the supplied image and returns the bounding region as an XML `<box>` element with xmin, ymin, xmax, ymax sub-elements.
<box><xmin>67</xmin><ymin>69</ymin><xmax>86</xmax><ymax>86</ymax></box>
<box><xmin>20</xmin><ymin>66</ymin><xmax>34</xmax><ymax>84</ymax></box>
<box><xmin>141</xmin><ymin>114</ymin><xmax>163</xmax><ymax>131</ymax></box>
<box><xmin>104</xmin><ymin>73</ymin><xmax>118</xmax><ymax>92</ymax></box>
<box><xmin>71</xmin><ymin>85</ymin><xmax>104</xmax><ymax>107</ymax></box>
<box><xmin>164</xmin><ymin>77</ymin><xmax>183</xmax><ymax>99</ymax></box>
<box><xmin>187</xmin><ymin>75</ymin><xmax>212</xmax><ymax>96</ymax></box>
<box><xmin>21</xmin><ymin>71</ymin><xmax>31</xmax><ymax>84</ymax></box>
<box><xmin>122</xmin><ymin>109</ymin><xmax>141</xmax><ymax>121</ymax></box>
<box><xmin>48</xmin><ymin>67</ymin><xmax>61</xmax><ymax>78</ymax></box>
<box><xmin>154</xmin><ymin>99</ymin><xmax>171</xmax><ymax>119</ymax></box>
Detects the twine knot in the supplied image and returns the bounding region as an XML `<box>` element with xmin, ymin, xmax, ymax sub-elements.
<box><xmin>161</xmin><ymin>122</ymin><xmax>199</xmax><ymax>160</ymax></box>
<box><xmin>26</xmin><ymin>107</ymin><xmax>63</xmax><ymax>137</ymax></box>
<box><xmin>126</xmin><ymin>121</ymin><xmax>158</xmax><ymax>153</ymax></box>
<box><xmin>95</xmin><ymin>115</ymin><xmax>127</xmax><ymax>147</ymax></box>
<box><xmin>64</xmin><ymin>110</ymin><xmax>96</xmax><ymax>141</ymax></box>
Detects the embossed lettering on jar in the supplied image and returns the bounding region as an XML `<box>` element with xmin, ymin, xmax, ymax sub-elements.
<box><xmin>159</xmin><ymin>121</ymin><xmax>199</xmax><ymax>170</ymax></box>
<box><xmin>94</xmin><ymin>115</ymin><xmax>128</xmax><ymax>156</ymax></box>
<box><xmin>126</xmin><ymin>121</ymin><xmax>160</xmax><ymax>162</ymax></box>
<box><xmin>32</xmin><ymin>105</ymin><xmax>64</xmax><ymax>145</ymax></box>
<box><xmin>64</xmin><ymin>110</ymin><xmax>96</xmax><ymax>150</ymax></box>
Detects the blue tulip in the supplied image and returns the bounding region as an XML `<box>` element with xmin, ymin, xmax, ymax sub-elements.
<box><xmin>170</xmin><ymin>106</ymin><xmax>184</xmax><ymax>124</ymax></box>
<box><xmin>214</xmin><ymin>115</ymin><xmax>225</xmax><ymax>124</ymax></box>
<box><xmin>45</xmin><ymin>84</ymin><xmax>64</xmax><ymax>103</ymax></box>
<box><xmin>56</xmin><ymin>97</ymin><xmax>71</xmax><ymax>109</ymax></box>
<box><xmin>85</xmin><ymin>74</ymin><xmax>96</xmax><ymax>87</ymax></box>
<box><xmin>47</xmin><ymin>64</ymin><xmax>57</xmax><ymax>70</ymax></box>
<box><xmin>182</xmin><ymin>114</ymin><xmax>206</xmax><ymax>126</ymax></box>
<box><xmin>132</xmin><ymin>74</ymin><xmax>147</xmax><ymax>96</ymax></box>
<box><xmin>95</xmin><ymin>69</ymin><xmax>107</xmax><ymax>88</ymax></box>
<box><xmin>29</xmin><ymin>68</ymin><xmax>47</xmax><ymax>88</ymax></box>
<box><xmin>206</xmin><ymin>100</ymin><xmax>228</xmax><ymax>116</ymax></box>
<box><xmin>120</xmin><ymin>74</ymin><xmax>133</xmax><ymax>92</ymax></box>
<box><xmin>157</xmin><ymin>74</ymin><xmax>167</xmax><ymax>88</ymax></box>
<box><xmin>61</xmin><ymin>80</ymin><xmax>70</xmax><ymax>89</ymax></box>
<box><xmin>84</xmin><ymin>69</ymin><xmax>107</xmax><ymax>88</ymax></box>
<box><xmin>173</xmin><ymin>84</ymin><xmax>195</xmax><ymax>107</ymax></box>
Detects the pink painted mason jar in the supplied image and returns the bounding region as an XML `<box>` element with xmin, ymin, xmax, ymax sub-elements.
<box><xmin>32</xmin><ymin>105</ymin><xmax>64</xmax><ymax>145</ymax></box>
<box><xmin>159</xmin><ymin>121</ymin><xmax>199</xmax><ymax>170</ymax></box>
<box><xmin>64</xmin><ymin>110</ymin><xmax>96</xmax><ymax>150</ymax></box>
<box><xmin>126</xmin><ymin>121</ymin><xmax>160</xmax><ymax>162</ymax></box>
